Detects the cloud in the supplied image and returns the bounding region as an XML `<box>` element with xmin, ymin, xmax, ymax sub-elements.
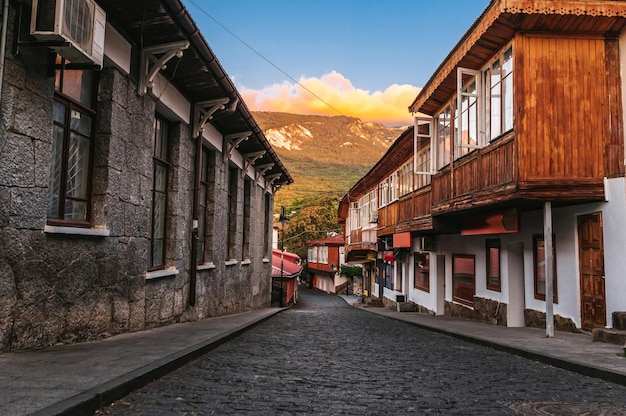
<box><xmin>239</xmin><ymin>71</ymin><xmax>420</xmax><ymax>127</ymax></box>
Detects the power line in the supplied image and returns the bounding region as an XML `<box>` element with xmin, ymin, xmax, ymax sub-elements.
<box><xmin>185</xmin><ymin>0</ymin><xmax>345</xmax><ymax>117</ymax></box>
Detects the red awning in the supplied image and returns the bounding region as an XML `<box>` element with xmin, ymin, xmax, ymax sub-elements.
<box><xmin>272</xmin><ymin>249</ymin><xmax>302</xmax><ymax>278</ymax></box>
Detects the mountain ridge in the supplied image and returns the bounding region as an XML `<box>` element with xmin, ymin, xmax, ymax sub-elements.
<box><xmin>252</xmin><ymin>111</ymin><xmax>407</xmax><ymax>206</ymax></box>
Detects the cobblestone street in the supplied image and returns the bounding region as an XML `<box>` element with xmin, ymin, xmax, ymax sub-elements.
<box><xmin>100</xmin><ymin>288</ymin><xmax>626</xmax><ymax>415</ymax></box>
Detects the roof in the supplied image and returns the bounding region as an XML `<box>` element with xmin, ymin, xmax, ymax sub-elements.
<box><xmin>272</xmin><ymin>249</ymin><xmax>302</xmax><ymax>278</ymax></box>
<box><xmin>96</xmin><ymin>0</ymin><xmax>292</xmax><ymax>187</ymax></box>
<box><xmin>409</xmin><ymin>0</ymin><xmax>626</xmax><ymax>115</ymax></box>
<box><xmin>306</xmin><ymin>234</ymin><xmax>345</xmax><ymax>247</ymax></box>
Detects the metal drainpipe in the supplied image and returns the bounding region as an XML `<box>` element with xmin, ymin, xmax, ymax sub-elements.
<box><xmin>0</xmin><ymin>0</ymin><xmax>10</xmax><ymax>107</ymax></box>
<box><xmin>189</xmin><ymin>133</ymin><xmax>202</xmax><ymax>307</ymax></box>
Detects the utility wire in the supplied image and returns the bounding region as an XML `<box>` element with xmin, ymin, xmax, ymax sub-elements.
<box><xmin>185</xmin><ymin>0</ymin><xmax>345</xmax><ymax>117</ymax></box>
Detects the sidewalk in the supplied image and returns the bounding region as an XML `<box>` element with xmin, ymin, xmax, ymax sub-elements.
<box><xmin>2</xmin><ymin>297</ymin><xmax>625</xmax><ymax>416</ymax></box>
<box><xmin>338</xmin><ymin>294</ymin><xmax>626</xmax><ymax>386</ymax></box>
<box><xmin>0</xmin><ymin>308</ymin><xmax>284</xmax><ymax>416</ymax></box>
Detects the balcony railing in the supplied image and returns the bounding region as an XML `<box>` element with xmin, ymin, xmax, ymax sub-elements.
<box><xmin>432</xmin><ymin>135</ymin><xmax>517</xmax><ymax>210</ymax></box>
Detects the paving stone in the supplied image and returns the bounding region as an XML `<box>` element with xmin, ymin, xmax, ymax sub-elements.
<box><xmin>100</xmin><ymin>287</ymin><xmax>626</xmax><ymax>415</ymax></box>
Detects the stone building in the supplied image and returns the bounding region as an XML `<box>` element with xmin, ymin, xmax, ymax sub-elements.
<box><xmin>0</xmin><ymin>0</ymin><xmax>292</xmax><ymax>352</ymax></box>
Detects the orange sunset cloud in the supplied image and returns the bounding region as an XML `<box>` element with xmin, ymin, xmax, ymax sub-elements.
<box><xmin>239</xmin><ymin>71</ymin><xmax>420</xmax><ymax>127</ymax></box>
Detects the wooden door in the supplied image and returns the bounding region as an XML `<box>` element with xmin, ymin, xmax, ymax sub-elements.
<box><xmin>578</xmin><ymin>213</ymin><xmax>606</xmax><ymax>329</ymax></box>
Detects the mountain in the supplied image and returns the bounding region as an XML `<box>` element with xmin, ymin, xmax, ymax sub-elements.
<box><xmin>252</xmin><ymin>111</ymin><xmax>406</xmax><ymax>207</ymax></box>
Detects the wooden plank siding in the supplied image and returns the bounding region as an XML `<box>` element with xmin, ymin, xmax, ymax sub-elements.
<box><xmin>517</xmin><ymin>34</ymin><xmax>622</xmax><ymax>182</ymax></box>
<box><xmin>377</xmin><ymin>188</ymin><xmax>433</xmax><ymax>236</ymax></box>
<box><xmin>430</xmin><ymin>34</ymin><xmax>621</xmax><ymax>215</ymax></box>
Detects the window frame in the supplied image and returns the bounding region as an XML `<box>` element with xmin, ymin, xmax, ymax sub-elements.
<box><xmin>242</xmin><ymin>177</ymin><xmax>252</xmax><ymax>261</ymax></box>
<box><xmin>486</xmin><ymin>239</ymin><xmax>501</xmax><ymax>292</ymax></box>
<box><xmin>47</xmin><ymin>95</ymin><xmax>96</xmax><ymax>227</ymax></box>
<box><xmin>452</xmin><ymin>254</ymin><xmax>475</xmax><ymax>307</ymax></box>
<box><xmin>47</xmin><ymin>61</ymin><xmax>97</xmax><ymax>227</ymax></box>
<box><xmin>149</xmin><ymin>116</ymin><xmax>170</xmax><ymax>271</ymax></box>
<box><xmin>226</xmin><ymin>166</ymin><xmax>239</xmax><ymax>261</ymax></box>
<box><xmin>414</xmin><ymin>252</ymin><xmax>430</xmax><ymax>292</ymax></box>
<box><xmin>533</xmin><ymin>234</ymin><xmax>558</xmax><ymax>303</ymax></box>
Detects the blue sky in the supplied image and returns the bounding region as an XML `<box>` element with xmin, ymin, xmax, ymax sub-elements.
<box><xmin>182</xmin><ymin>0</ymin><xmax>492</xmax><ymax>126</ymax></box>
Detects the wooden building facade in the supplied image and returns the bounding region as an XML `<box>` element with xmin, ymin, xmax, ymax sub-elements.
<box><xmin>339</xmin><ymin>0</ymin><xmax>626</xmax><ymax>332</ymax></box>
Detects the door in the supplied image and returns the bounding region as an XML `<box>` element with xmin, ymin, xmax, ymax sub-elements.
<box><xmin>578</xmin><ymin>213</ymin><xmax>606</xmax><ymax>329</ymax></box>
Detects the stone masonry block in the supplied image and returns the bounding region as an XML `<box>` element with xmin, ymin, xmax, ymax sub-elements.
<box><xmin>613</xmin><ymin>312</ymin><xmax>626</xmax><ymax>331</ymax></box>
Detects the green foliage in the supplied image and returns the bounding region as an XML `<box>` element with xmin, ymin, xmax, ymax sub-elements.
<box><xmin>278</xmin><ymin>195</ymin><xmax>341</xmax><ymax>259</ymax></box>
<box><xmin>340</xmin><ymin>265</ymin><xmax>363</xmax><ymax>281</ymax></box>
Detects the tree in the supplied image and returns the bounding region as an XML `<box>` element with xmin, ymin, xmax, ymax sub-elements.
<box><xmin>278</xmin><ymin>195</ymin><xmax>341</xmax><ymax>259</ymax></box>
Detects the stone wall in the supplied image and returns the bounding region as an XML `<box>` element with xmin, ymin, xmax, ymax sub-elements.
<box><xmin>445</xmin><ymin>296</ymin><xmax>508</xmax><ymax>326</ymax></box>
<box><xmin>0</xmin><ymin>8</ymin><xmax>274</xmax><ymax>351</ymax></box>
<box><xmin>524</xmin><ymin>309</ymin><xmax>578</xmax><ymax>333</ymax></box>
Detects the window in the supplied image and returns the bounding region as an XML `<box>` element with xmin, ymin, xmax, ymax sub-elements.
<box><xmin>242</xmin><ymin>178</ymin><xmax>252</xmax><ymax>260</ymax></box>
<box><xmin>47</xmin><ymin>61</ymin><xmax>96</xmax><ymax>225</ymax></box>
<box><xmin>389</xmin><ymin>172</ymin><xmax>398</xmax><ymax>202</ymax></box>
<box><xmin>533</xmin><ymin>235</ymin><xmax>558</xmax><ymax>303</ymax></box>
<box><xmin>486</xmin><ymin>239</ymin><xmax>501</xmax><ymax>291</ymax></box>
<box><xmin>413</xmin><ymin>119</ymin><xmax>433</xmax><ymax>189</ymax></box>
<box><xmin>485</xmin><ymin>45</ymin><xmax>514</xmax><ymax>141</ymax></box>
<box><xmin>149</xmin><ymin>116</ymin><xmax>169</xmax><ymax>270</ymax></box>
<box><xmin>452</xmin><ymin>254</ymin><xmax>475</xmax><ymax>306</ymax></box>
<box><xmin>319</xmin><ymin>246</ymin><xmax>328</xmax><ymax>264</ymax></box>
<box><xmin>398</xmin><ymin>161</ymin><xmax>413</xmax><ymax>197</ymax></box>
<box><xmin>456</xmin><ymin>73</ymin><xmax>480</xmax><ymax>158</ymax></box>
<box><xmin>308</xmin><ymin>246</ymin><xmax>318</xmax><ymax>263</ymax></box>
<box><xmin>369</xmin><ymin>189</ymin><xmax>377</xmax><ymax>221</ymax></box>
<box><xmin>227</xmin><ymin>166</ymin><xmax>239</xmax><ymax>260</ymax></box>
<box><xmin>197</xmin><ymin>147</ymin><xmax>215</xmax><ymax>264</ymax></box>
<box><xmin>263</xmin><ymin>193</ymin><xmax>270</xmax><ymax>257</ymax></box>
<box><xmin>414</xmin><ymin>252</ymin><xmax>430</xmax><ymax>292</ymax></box>
<box><xmin>379</xmin><ymin>179</ymin><xmax>389</xmax><ymax>207</ymax></box>
<box><xmin>436</xmin><ymin>105</ymin><xmax>452</xmax><ymax>169</ymax></box>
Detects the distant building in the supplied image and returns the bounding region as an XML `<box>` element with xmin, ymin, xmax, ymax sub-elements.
<box><xmin>0</xmin><ymin>0</ymin><xmax>291</xmax><ymax>351</ymax></box>
<box><xmin>271</xmin><ymin>249</ymin><xmax>302</xmax><ymax>306</ymax></box>
<box><xmin>306</xmin><ymin>235</ymin><xmax>346</xmax><ymax>293</ymax></box>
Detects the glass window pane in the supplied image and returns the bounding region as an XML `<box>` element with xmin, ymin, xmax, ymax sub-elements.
<box><xmin>64</xmin><ymin>199</ymin><xmax>86</xmax><ymax>221</ymax></box>
<box><xmin>65</xmin><ymin>133</ymin><xmax>91</xmax><ymax>198</ymax></box>
<box><xmin>61</xmin><ymin>70</ymin><xmax>94</xmax><ymax>106</ymax></box>
<box><xmin>53</xmin><ymin>101</ymin><xmax>65</xmax><ymax>124</ymax></box>
<box><xmin>155</xmin><ymin>164</ymin><xmax>167</xmax><ymax>192</ymax></box>
<box><xmin>152</xmin><ymin>193</ymin><xmax>166</xmax><ymax>239</ymax></box>
<box><xmin>152</xmin><ymin>239</ymin><xmax>164</xmax><ymax>267</ymax></box>
<box><xmin>70</xmin><ymin>110</ymin><xmax>92</xmax><ymax>136</ymax></box>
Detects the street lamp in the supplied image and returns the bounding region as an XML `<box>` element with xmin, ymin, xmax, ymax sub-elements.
<box><xmin>277</xmin><ymin>206</ymin><xmax>289</xmax><ymax>307</ymax></box>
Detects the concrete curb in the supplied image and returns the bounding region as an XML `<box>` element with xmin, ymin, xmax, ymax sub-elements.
<box><xmin>31</xmin><ymin>309</ymin><xmax>286</xmax><ymax>416</ymax></box>
<box><xmin>355</xmin><ymin>305</ymin><xmax>626</xmax><ymax>387</ymax></box>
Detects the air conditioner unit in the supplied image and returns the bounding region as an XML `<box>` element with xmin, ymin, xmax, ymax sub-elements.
<box><xmin>419</xmin><ymin>236</ymin><xmax>435</xmax><ymax>252</ymax></box>
<box><xmin>370</xmin><ymin>214</ymin><xmax>379</xmax><ymax>223</ymax></box>
<box><xmin>30</xmin><ymin>0</ymin><xmax>106</xmax><ymax>67</ymax></box>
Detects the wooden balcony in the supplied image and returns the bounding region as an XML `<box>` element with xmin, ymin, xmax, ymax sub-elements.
<box><xmin>431</xmin><ymin>132</ymin><xmax>607</xmax><ymax>216</ymax></box>
<box><xmin>308</xmin><ymin>261</ymin><xmax>337</xmax><ymax>274</ymax></box>
<box><xmin>379</xmin><ymin>187</ymin><xmax>433</xmax><ymax>236</ymax></box>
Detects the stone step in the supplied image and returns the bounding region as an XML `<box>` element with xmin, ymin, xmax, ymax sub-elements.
<box><xmin>592</xmin><ymin>327</ymin><xmax>626</xmax><ymax>346</ymax></box>
<box><xmin>363</xmin><ymin>297</ymin><xmax>384</xmax><ymax>307</ymax></box>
